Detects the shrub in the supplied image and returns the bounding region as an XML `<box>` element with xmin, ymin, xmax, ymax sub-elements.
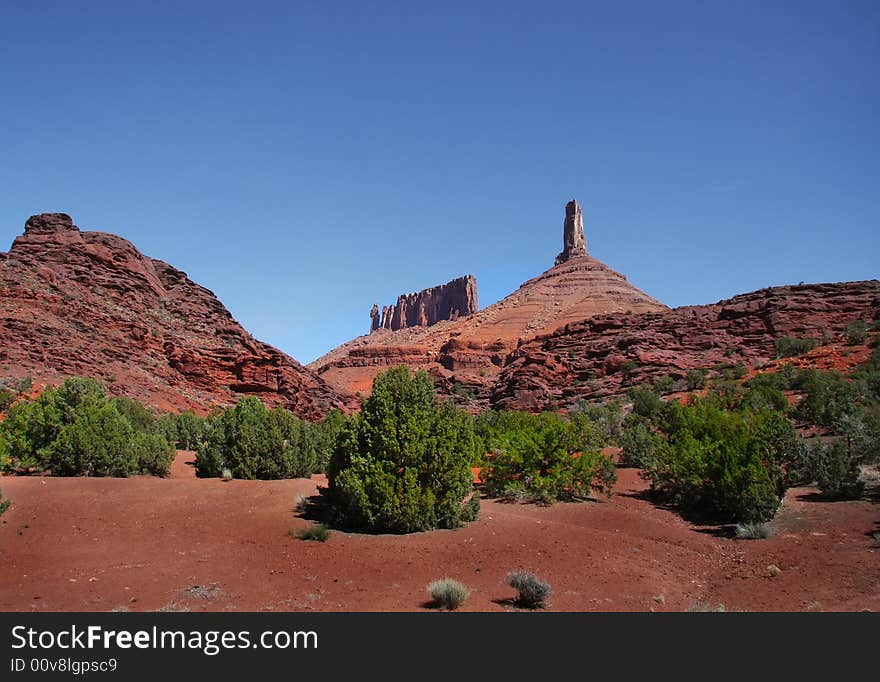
<box><xmin>427</xmin><ymin>578</ymin><xmax>469</xmax><ymax>610</ymax></box>
<box><xmin>45</xmin><ymin>401</ymin><xmax>137</xmax><ymax>476</ymax></box>
<box><xmin>325</xmin><ymin>367</ymin><xmax>477</xmax><ymax>533</ymax></box>
<box><xmin>568</xmin><ymin>400</ymin><xmax>623</xmax><ymax>441</ymax></box>
<box><xmin>196</xmin><ymin>397</ymin><xmax>332</xmax><ymax>480</ymax></box>
<box><xmin>845</xmin><ymin>319</ymin><xmax>868</xmax><ymax>346</ymax></box>
<box><xmin>732</xmin><ymin>361</ymin><xmax>748</xmax><ymax>380</ymax></box>
<box><xmin>0</xmin><ymin>377</ymin><xmax>175</xmax><ymax>476</ymax></box>
<box><xmin>628</xmin><ymin>386</ymin><xmax>664</xmax><ymax>420</ymax></box>
<box><xmin>460</xmin><ymin>491</ymin><xmax>480</xmax><ymax>522</ymax></box>
<box><xmin>815</xmin><ymin>441</ymin><xmax>864</xmax><ymax>499</ymax></box>
<box><xmin>618</xmin><ymin>414</ymin><xmax>659</xmax><ymax>468</ymax></box>
<box><xmin>0</xmin><ymin>390</ymin><xmax>14</xmax><ymax>412</ymax></box>
<box><xmin>507</xmin><ymin>571</ymin><xmax>551</xmax><ymax>609</ymax></box>
<box><xmin>221</xmin><ymin>467</ymin><xmax>233</xmax><ymax>481</ymax></box>
<box><xmin>641</xmin><ymin>402</ymin><xmax>799</xmax><ymax>523</ymax></box>
<box><xmin>792</xmin><ymin>369</ymin><xmax>857</xmax><ymax>428</ymax></box>
<box><xmin>688</xmin><ymin>602</ymin><xmax>726</xmax><ymax>612</ymax></box>
<box><xmin>651</xmin><ymin>375</ymin><xmax>677</xmax><ymax>395</ymax></box>
<box><xmin>775</xmin><ymin>336</ymin><xmax>818</xmax><ymax>358</ymax></box>
<box><xmin>735</xmin><ymin>522</ymin><xmax>770</xmax><ymax>539</ymax></box>
<box><xmin>478</xmin><ymin>411</ymin><xmax>615</xmax><ymax>504</ymax></box>
<box><xmin>685</xmin><ymin>369</ymin><xmax>708</xmax><ymax>391</ymax></box>
<box><xmin>174</xmin><ymin>410</ymin><xmax>209</xmax><ymax>450</ymax></box>
<box><xmin>295</xmin><ymin>524</ymin><xmax>331</xmax><ymax>542</ymax></box>
<box><xmin>621</xmin><ymin>359</ymin><xmax>639</xmax><ymax>379</ymax></box>
<box><xmin>0</xmin><ymin>488</ymin><xmax>9</xmax><ymax>517</ymax></box>
<box><xmin>132</xmin><ymin>431</ymin><xmax>175</xmax><ymax>476</ymax></box>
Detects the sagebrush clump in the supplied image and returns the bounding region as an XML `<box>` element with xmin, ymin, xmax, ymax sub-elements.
<box><xmin>507</xmin><ymin>571</ymin><xmax>551</xmax><ymax>609</ymax></box>
<box><xmin>427</xmin><ymin>578</ymin><xmax>470</xmax><ymax>610</ymax></box>
<box><xmin>295</xmin><ymin>524</ymin><xmax>331</xmax><ymax>542</ymax></box>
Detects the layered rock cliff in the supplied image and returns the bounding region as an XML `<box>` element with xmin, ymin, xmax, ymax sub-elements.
<box><xmin>0</xmin><ymin>213</ymin><xmax>355</xmax><ymax>419</ymax></box>
<box><xmin>370</xmin><ymin>275</ymin><xmax>478</xmax><ymax>332</ymax></box>
<box><xmin>490</xmin><ymin>280</ymin><xmax>880</xmax><ymax>411</ymax></box>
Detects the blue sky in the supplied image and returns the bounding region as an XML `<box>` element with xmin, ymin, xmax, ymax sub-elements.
<box><xmin>1</xmin><ymin>1</ymin><xmax>877</xmax><ymax>363</ymax></box>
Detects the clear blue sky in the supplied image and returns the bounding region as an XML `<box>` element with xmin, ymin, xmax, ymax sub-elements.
<box><xmin>1</xmin><ymin>1</ymin><xmax>877</xmax><ymax>363</ymax></box>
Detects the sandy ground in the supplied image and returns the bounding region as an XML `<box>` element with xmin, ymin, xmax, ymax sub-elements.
<box><xmin>0</xmin><ymin>453</ymin><xmax>877</xmax><ymax>612</ymax></box>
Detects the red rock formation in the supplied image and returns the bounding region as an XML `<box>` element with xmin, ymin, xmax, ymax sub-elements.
<box><xmin>555</xmin><ymin>199</ymin><xmax>587</xmax><ymax>265</ymax></box>
<box><xmin>312</xmin><ymin>200</ymin><xmax>666</xmax><ymax>397</ymax></box>
<box><xmin>372</xmin><ymin>274</ymin><xmax>478</xmax><ymax>332</ymax></box>
<box><xmin>490</xmin><ymin>280</ymin><xmax>880</xmax><ymax>411</ymax></box>
<box><xmin>0</xmin><ymin>213</ymin><xmax>355</xmax><ymax>419</ymax></box>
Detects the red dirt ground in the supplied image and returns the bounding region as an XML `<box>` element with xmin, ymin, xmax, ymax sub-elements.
<box><xmin>1</xmin><ymin>453</ymin><xmax>877</xmax><ymax>612</ymax></box>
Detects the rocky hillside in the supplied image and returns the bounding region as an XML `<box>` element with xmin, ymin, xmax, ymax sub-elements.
<box><xmin>0</xmin><ymin>213</ymin><xmax>355</xmax><ymax>419</ymax></box>
<box><xmin>491</xmin><ymin>280</ymin><xmax>880</xmax><ymax>411</ymax></box>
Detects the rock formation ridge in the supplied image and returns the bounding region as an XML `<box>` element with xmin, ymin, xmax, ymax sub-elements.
<box><xmin>370</xmin><ymin>274</ymin><xmax>478</xmax><ymax>332</ymax></box>
<box><xmin>0</xmin><ymin>213</ymin><xmax>355</xmax><ymax>419</ymax></box>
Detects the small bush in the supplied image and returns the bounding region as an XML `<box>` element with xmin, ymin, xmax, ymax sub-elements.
<box><xmin>618</xmin><ymin>414</ymin><xmax>659</xmax><ymax>468</ymax></box>
<box><xmin>295</xmin><ymin>524</ymin><xmax>331</xmax><ymax>542</ymax></box>
<box><xmin>775</xmin><ymin>336</ymin><xmax>819</xmax><ymax>358</ymax></box>
<box><xmin>628</xmin><ymin>386</ymin><xmax>664</xmax><ymax>420</ymax></box>
<box><xmin>735</xmin><ymin>522</ymin><xmax>770</xmax><ymax>539</ymax></box>
<box><xmin>688</xmin><ymin>602</ymin><xmax>726</xmax><ymax>612</ymax></box>
<box><xmin>815</xmin><ymin>441</ymin><xmax>864</xmax><ymax>499</ymax></box>
<box><xmin>651</xmin><ymin>375</ymin><xmax>677</xmax><ymax>395</ymax></box>
<box><xmin>685</xmin><ymin>369</ymin><xmax>708</xmax><ymax>391</ymax></box>
<box><xmin>0</xmin><ymin>390</ymin><xmax>14</xmax><ymax>412</ymax></box>
<box><xmin>507</xmin><ymin>570</ymin><xmax>551</xmax><ymax>609</ymax></box>
<box><xmin>427</xmin><ymin>578</ymin><xmax>470</xmax><ymax>610</ymax></box>
<box><xmin>460</xmin><ymin>492</ymin><xmax>480</xmax><ymax>522</ymax></box>
<box><xmin>0</xmin><ymin>488</ymin><xmax>10</xmax><ymax>517</ymax></box>
<box><xmin>732</xmin><ymin>361</ymin><xmax>748</xmax><ymax>380</ymax></box>
<box><xmin>845</xmin><ymin>319</ymin><xmax>868</xmax><ymax>346</ymax></box>
<box><xmin>295</xmin><ymin>494</ymin><xmax>309</xmax><ymax>513</ymax></box>
<box><xmin>792</xmin><ymin>369</ymin><xmax>857</xmax><ymax>428</ymax></box>
<box><xmin>221</xmin><ymin>467</ymin><xmax>233</xmax><ymax>481</ymax></box>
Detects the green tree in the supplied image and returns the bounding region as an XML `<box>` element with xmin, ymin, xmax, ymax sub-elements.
<box><xmin>325</xmin><ymin>366</ymin><xmax>476</xmax><ymax>533</ymax></box>
<box><xmin>46</xmin><ymin>401</ymin><xmax>137</xmax><ymax>476</ymax></box>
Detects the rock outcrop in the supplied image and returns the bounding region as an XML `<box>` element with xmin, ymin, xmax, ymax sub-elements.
<box><xmin>490</xmin><ymin>280</ymin><xmax>880</xmax><ymax>411</ymax></box>
<box><xmin>555</xmin><ymin>199</ymin><xmax>587</xmax><ymax>265</ymax></box>
<box><xmin>312</xmin><ymin>200</ymin><xmax>666</xmax><ymax>397</ymax></box>
<box><xmin>0</xmin><ymin>213</ymin><xmax>356</xmax><ymax>419</ymax></box>
<box><xmin>371</xmin><ymin>275</ymin><xmax>478</xmax><ymax>332</ymax></box>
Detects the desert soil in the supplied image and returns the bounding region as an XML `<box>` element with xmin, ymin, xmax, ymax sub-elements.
<box><xmin>1</xmin><ymin>453</ymin><xmax>877</xmax><ymax>612</ymax></box>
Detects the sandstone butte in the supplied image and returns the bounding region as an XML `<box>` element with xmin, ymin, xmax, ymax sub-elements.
<box><xmin>310</xmin><ymin>199</ymin><xmax>668</xmax><ymax>395</ymax></box>
<box><xmin>0</xmin><ymin>213</ymin><xmax>356</xmax><ymax>420</ymax></box>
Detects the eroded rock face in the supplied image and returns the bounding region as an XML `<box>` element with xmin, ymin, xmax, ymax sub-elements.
<box><xmin>372</xmin><ymin>274</ymin><xmax>478</xmax><ymax>332</ymax></box>
<box><xmin>490</xmin><ymin>280</ymin><xmax>880</xmax><ymax>412</ymax></box>
<box><xmin>555</xmin><ymin>199</ymin><xmax>587</xmax><ymax>265</ymax></box>
<box><xmin>0</xmin><ymin>213</ymin><xmax>356</xmax><ymax>419</ymax></box>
